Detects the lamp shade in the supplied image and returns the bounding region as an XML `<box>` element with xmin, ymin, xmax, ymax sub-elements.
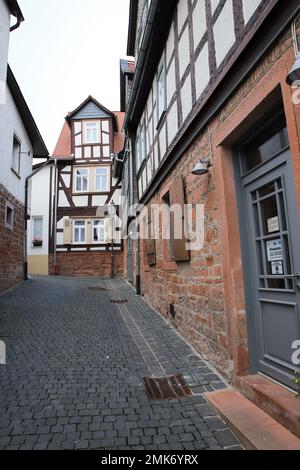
<box><xmin>286</xmin><ymin>52</ymin><xmax>300</xmax><ymax>85</ymax></box>
<box><xmin>192</xmin><ymin>159</ymin><xmax>211</xmax><ymax>176</ymax></box>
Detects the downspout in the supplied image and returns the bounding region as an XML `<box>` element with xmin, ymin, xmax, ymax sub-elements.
<box><xmin>24</xmin><ymin>160</ymin><xmax>50</xmax><ymax>280</ymax></box>
<box><xmin>53</xmin><ymin>159</ymin><xmax>58</xmax><ymax>275</ymax></box>
<box><xmin>129</xmin><ymin>131</ymin><xmax>141</xmax><ymax>296</ymax></box>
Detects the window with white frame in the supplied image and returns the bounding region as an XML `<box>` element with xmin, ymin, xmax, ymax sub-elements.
<box><xmin>12</xmin><ymin>135</ymin><xmax>21</xmax><ymax>175</ymax></box>
<box><xmin>157</xmin><ymin>57</ymin><xmax>166</xmax><ymax>123</ymax></box>
<box><xmin>93</xmin><ymin>220</ymin><xmax>105</xmax><ymax>243</ymax></box>
<box><xmin>73</xmin><ymin>220</ymin><xmax>86</xmax><ymax>244</ymax></box>
<box><xmin>136</xmin><ymin>122</ymin><xmax>146</xmax><ymax>170</ymax></box>
<box><xmin>84</xmin><ymin>122</ymin><xmax>100</xmax><ymax>144</ymax></box>
<box><xmin>75</xmin><ymin>168</ymin><xmax>89</xmax><ymax>192</ymax></box>
<box><xmin>32</xmin><ymin>216</ymin><xmax>43</xmax><ymax>247</ymax></box>
<box><xmin>95</xmin><ymin>167</ymin><xmax>109</xmax><ymax>192</ymax></box>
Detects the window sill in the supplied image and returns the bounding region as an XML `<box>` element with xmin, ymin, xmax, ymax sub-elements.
<box><xmin>11</xmin><ymin>168</ymin><xmax>21</xmax><ymax>179</ymax></box>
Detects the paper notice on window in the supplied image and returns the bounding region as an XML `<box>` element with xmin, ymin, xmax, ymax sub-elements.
<box><xmin>267</xmin><ymin>217</ymin><xmax>279</xmax><ymax>234</ymax></box>
<box><xmin>266</xmin><ymin>239</ymin><xmax>283</xmax><ymax>262</ymax></box>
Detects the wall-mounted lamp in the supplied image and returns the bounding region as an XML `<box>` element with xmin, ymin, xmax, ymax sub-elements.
<box><xmin>287</xmin><ymin>18</ymin><xmax>300</xmax><ymax>86</ymax></box>
<box><xmin>192</xmin><ymin>126</ymin><xmax>214</xmax><ymax>176</ymax></box>
<box><xmin>192</xmin><ymin>158</ymin><xmax>212</xmax><ymax>176</ymax></box>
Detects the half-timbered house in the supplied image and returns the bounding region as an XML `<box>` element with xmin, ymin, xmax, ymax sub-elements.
<box><xmin>50</xmin><ymin>96</ymin><xmax>125</xmax><ymax>278</ymax></box>
<box><xmin>121</xmin><ymin>0</ymin><xmax>300</xmax><ymax>435</ymax></box>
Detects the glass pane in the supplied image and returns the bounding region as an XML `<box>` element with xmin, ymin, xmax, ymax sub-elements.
<box><xmin>261</xmin><ymin>194</ymin><xmax>279</xmax><ymax>236</ymax></box>
<box><xmin>241</xmin><ymin>113</ymin><xmax>288</xmax><ymax>173</ymax></box>
<box><xmin>268</xmin><ymin>278</ymin><xmax>285</xmax><ymax>289</ymax></box>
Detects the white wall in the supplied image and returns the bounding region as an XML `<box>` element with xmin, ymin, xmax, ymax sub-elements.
<box><xmin>0</xmin><ymin>0</ymin><xmax>10</xmax><ymax>105</ymax></box>
<box><xmin>27</xmin><ymin>165</ymin><xmax>52</xmax><ymax>256</ymax></box>
<box><xmin>0</xmin><ymin>85</ymin><xmax>33</xmax><ymax>203</ymax></box>
<box><xmin>136</xmin><ymin>0</ymin><xmax>264</xmax><ymax>197</ymax></box>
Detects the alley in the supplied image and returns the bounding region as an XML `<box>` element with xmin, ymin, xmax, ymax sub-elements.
<box><xmin>0</xmin><ymin>277</ymin><xmax>241</xmax><ymax>450</ymax></box>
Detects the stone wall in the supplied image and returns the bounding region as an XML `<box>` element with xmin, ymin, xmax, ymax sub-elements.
<box><xmin>0</xmin><ymin>184</ymin><xmax>24</xmax><ymax>293</ymax></box>
<box><xmin>49</xmin><ymin>252</ymin><xmax>124</xmax><ymax>279</ymax></box>
<box><xmin>138</xmin><ymin>25</ymin><xmax>299</xmax><ymax>381</ymax></box>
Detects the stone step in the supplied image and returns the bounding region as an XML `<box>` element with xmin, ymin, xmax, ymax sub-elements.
<box><xmin>205</xmin><ymin>389</ymin><xmax>300</xmax><ymax>450</ymax></box>
<box><xmin>237</xmin><ymin>374</ymin><xmax>300</xmax><ymax>439</ymax></box>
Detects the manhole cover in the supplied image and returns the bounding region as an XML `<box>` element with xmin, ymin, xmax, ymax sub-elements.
<box><xmin>143</xmin><ymin>374</ymin><xmax>193</xmax><ymax>400</ymax></box>
<box><xmin>110</xmin><ymin>299</ymin><xmax>128</xmax><ymax>304</ymax></box>
<box><xmin>88</xmin><ymin>287</ymin><xmax>108</xmax><ymax>292</ymax></box>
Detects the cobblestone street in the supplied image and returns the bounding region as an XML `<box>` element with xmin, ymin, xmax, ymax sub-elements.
<box><xmin>0</xmin><ymin>277</ymin><xmax>241</xmax><ymax>450</ymax></box>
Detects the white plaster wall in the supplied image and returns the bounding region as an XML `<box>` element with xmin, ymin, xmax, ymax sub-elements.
<box><xmin>243</xmin><ymin>0</ymin><xmax>263</xmax><ymax>24</ymax></box>
<box><xmin>0</xmin><ymin>0</ymin><xmax>10</xmax><ymax>104</ymax></box>
<box><xmin>73</xmin><ymin>195</ymin><xmax>89</xmax><ymax>207</ymax></box>
<box><xmin>214</xmin><ymin>0</ymin><xmax>236</xmax><ymax>67</ymax></box>
<box><xmin>210</xmin><ymin>0</ymin><xmax>220</xmax><ymax>14</ymax></box>
<box><xmin>181</xmin><ymin>74</ymin><xmax>192</xmax><ymax>122</ymax></box>
<box><xmin>166</xmin><ymin>24</ymin><xmax>175</xmax><ymax>66</ymax></box>
<box><xmin>58</xmin><ymin>191</ymin><xmax>70</xmax><ymax>207</ymax></box>
<box><xmin>0</xmin><ymin>85</ymin><xmax>33</xmax><ymax>203</ymax></box>
<box><xmin>167</xmin><ymin>100</ymin><xmax>178</xmax><ymax>146</ymax></box>
<box><xmin>166</xmin><ymin>59</ymin><xmax>176</xmax><ymax>106</ymax></box>
<box><xmin>192</xmin><ymin>0</ymin><xmax>207</xmax><ymax>52</ymax></box>
<box><xmin>177</xmin><ymin>0</ymin><xmax>188</xmax><ymax>34</ymax></box>
<box><xmin>178</xmin><ymin>26</ymin><xmax>190</xmax><ymax>79</ymax></box>
<box><xmin>27</xmin><ymin>165</ymin><xmax>52</xmax><ymax>256</ymax></box>
<box><xmin>195</xmin><ymin>42</ymin><xmax>210</xmax><ymax>99</ymax></box>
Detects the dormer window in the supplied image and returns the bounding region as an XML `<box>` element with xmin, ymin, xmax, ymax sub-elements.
<box><xmin>84</xmin><ymin>122</ymin><xmax>100</xmax><ymax>144</ymax></box>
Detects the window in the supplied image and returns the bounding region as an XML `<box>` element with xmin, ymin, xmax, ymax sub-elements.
<box><xmin>240</xmin><ymin>112</ymin><xmax>289</xmax><ymax>174</ymax></box>
<box><xmin>5</xmin><ymin>202</ymin><xmax>14</xmax><ymax>230</ymax></box>
<box><xmin>136</xmin><ymin>123</ymin><xmax>146</xmax><ymax>170</ymax></box>
<box><xmin>95</xmin><ymin>167</ymin><xmax>109</xmax><ymax>192</ymax></box>
<box><xmin>73</xmin><ymin>220</ymin><xmax>86</xmax><ymax>244</ymax></box>
<box><xmin>12</xmin><ymin>135</ymin><xmax>21</xmax><ymax>175</ymax></box>
<box><xmin>32</xmin><ymin>216</ymin><xmax>43</xmax><ymax>247</ymax></box>
<box><xmin>157</xmin><ymin>57</ymin><xmax>166</xmax><ymax>124</ymax></box>
<box><xmin>84</xmin><ymin>122</ymin><xmax>100</xmax><ymax>144</ymax></box>
<box><xmin>93</xmin><ymin>220</ymin><xmax>105</xmax><ymax>243</ymax></box>
<box><xmin>75</xmin><ymin>168</ymin><xmax>89</xmax><ymax>192</ymax></box>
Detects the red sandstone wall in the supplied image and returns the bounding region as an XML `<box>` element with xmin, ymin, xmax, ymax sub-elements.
<box><xmin>49</xmin><ymin>252</ymin><xmax>124</xmax><ymax>279</ymax></box>
<box><xmin>0</xmin><ymin>184</ymin><xmax>24</xmax><ymax>293</ymax></box>
<box><xmin>138</xmin><ymin>26</ymin><xmax>300</xmax><ymax>382</ymax></box>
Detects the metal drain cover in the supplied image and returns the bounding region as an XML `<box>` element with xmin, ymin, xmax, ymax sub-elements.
<box><xmin>143</xmin><ymin>374</ymin><xmax>193</xmax><ymax>400</ymax></box>
<box><xmin>110</xmin><ymin>299</ymin><xmax>128</xmax><ymax>304</ymax></box>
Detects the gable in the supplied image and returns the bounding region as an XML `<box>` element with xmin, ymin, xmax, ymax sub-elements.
<box><xmin>71</xmin><ymin>101</ymin><xmax>111</xmax><ymax>120</ymax></box>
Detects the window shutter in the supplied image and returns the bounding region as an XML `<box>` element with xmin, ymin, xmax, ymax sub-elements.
<box><xmin>63</xmin><ymin>217</ymin><xmax>72</xmax><ymax>245</ymax></box>
<box><xmin>146</xmin><ymin>205</ymin><xmax>156</xmax><ymax>266</ymax></box>
<box><xmin>169</xmin><ymin>176</ymin><xmax>190</xmax><ymax>262</ymax></box>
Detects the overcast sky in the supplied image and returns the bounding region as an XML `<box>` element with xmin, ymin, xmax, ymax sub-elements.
<box><xmin>8</xmin><ymin>0</ymin><xmax>131</xmax><ymax>154</ymax></box>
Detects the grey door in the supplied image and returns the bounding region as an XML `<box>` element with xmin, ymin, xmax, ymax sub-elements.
<box><xmin>238</xmin><ymin>112</ymin><xmax>300</xmax><ymax>389</ymax></box>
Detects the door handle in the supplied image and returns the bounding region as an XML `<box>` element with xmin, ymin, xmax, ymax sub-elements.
<box><xmin>285</xmin><ymin>273</ymin><xmax>300</xmax><ymax>279</ymax></box>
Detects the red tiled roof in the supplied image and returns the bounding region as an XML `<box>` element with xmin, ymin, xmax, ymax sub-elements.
<box><xmin>113</xmin><ymin>111</ymin><xmax>125</xmax><ymax>153</ymax></box>
<box><xmin>52</xmin><ymin>111</ymin><xmax>125</xmax><ymax>158</ymax></box>
<box><xmin>52</xmin><ymin>121</ymin><xmax>72</xmax><ymax>158</ymax></box>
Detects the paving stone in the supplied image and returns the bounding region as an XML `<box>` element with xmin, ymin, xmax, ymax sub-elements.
<box><xmin>0</xmin><ymin>277</ymin><xmax>241</xmax><ymax>451</ymax></box>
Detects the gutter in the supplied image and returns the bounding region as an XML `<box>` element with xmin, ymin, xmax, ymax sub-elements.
<box><xmin>124</xmin><ymin>0</ymin><xmax>159</xmax><ymax>131</ymax></box>
<box><xmin>8</xmin><ymin>0</ymin><xmax>24</xmax><ymax>32</ymax></box>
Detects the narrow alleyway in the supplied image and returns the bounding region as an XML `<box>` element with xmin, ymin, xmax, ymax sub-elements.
<box><xmin>0</xmin><ymin>277</ymin><xmax>241</xmax><ymax>450</ymax></box>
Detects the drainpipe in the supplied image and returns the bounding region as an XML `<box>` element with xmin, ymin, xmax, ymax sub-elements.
<box><xmin>53</xmin><ymin>159</ymin><xmax>58</xmax><ymax>275</ymax></box>
<box><xmin>129</xmin><ymin>132</ymin><xmax>141</xmax><ymax>296</ymax></box>
<box><xmin>10</xmin><ymin>16</ymin><xmax>22</xmax><ymax>32</ymax></box>
<box><xmin>24</xmin><ymin>160</ymin><xmax>50</xmax><ymax>280</ymax></box>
